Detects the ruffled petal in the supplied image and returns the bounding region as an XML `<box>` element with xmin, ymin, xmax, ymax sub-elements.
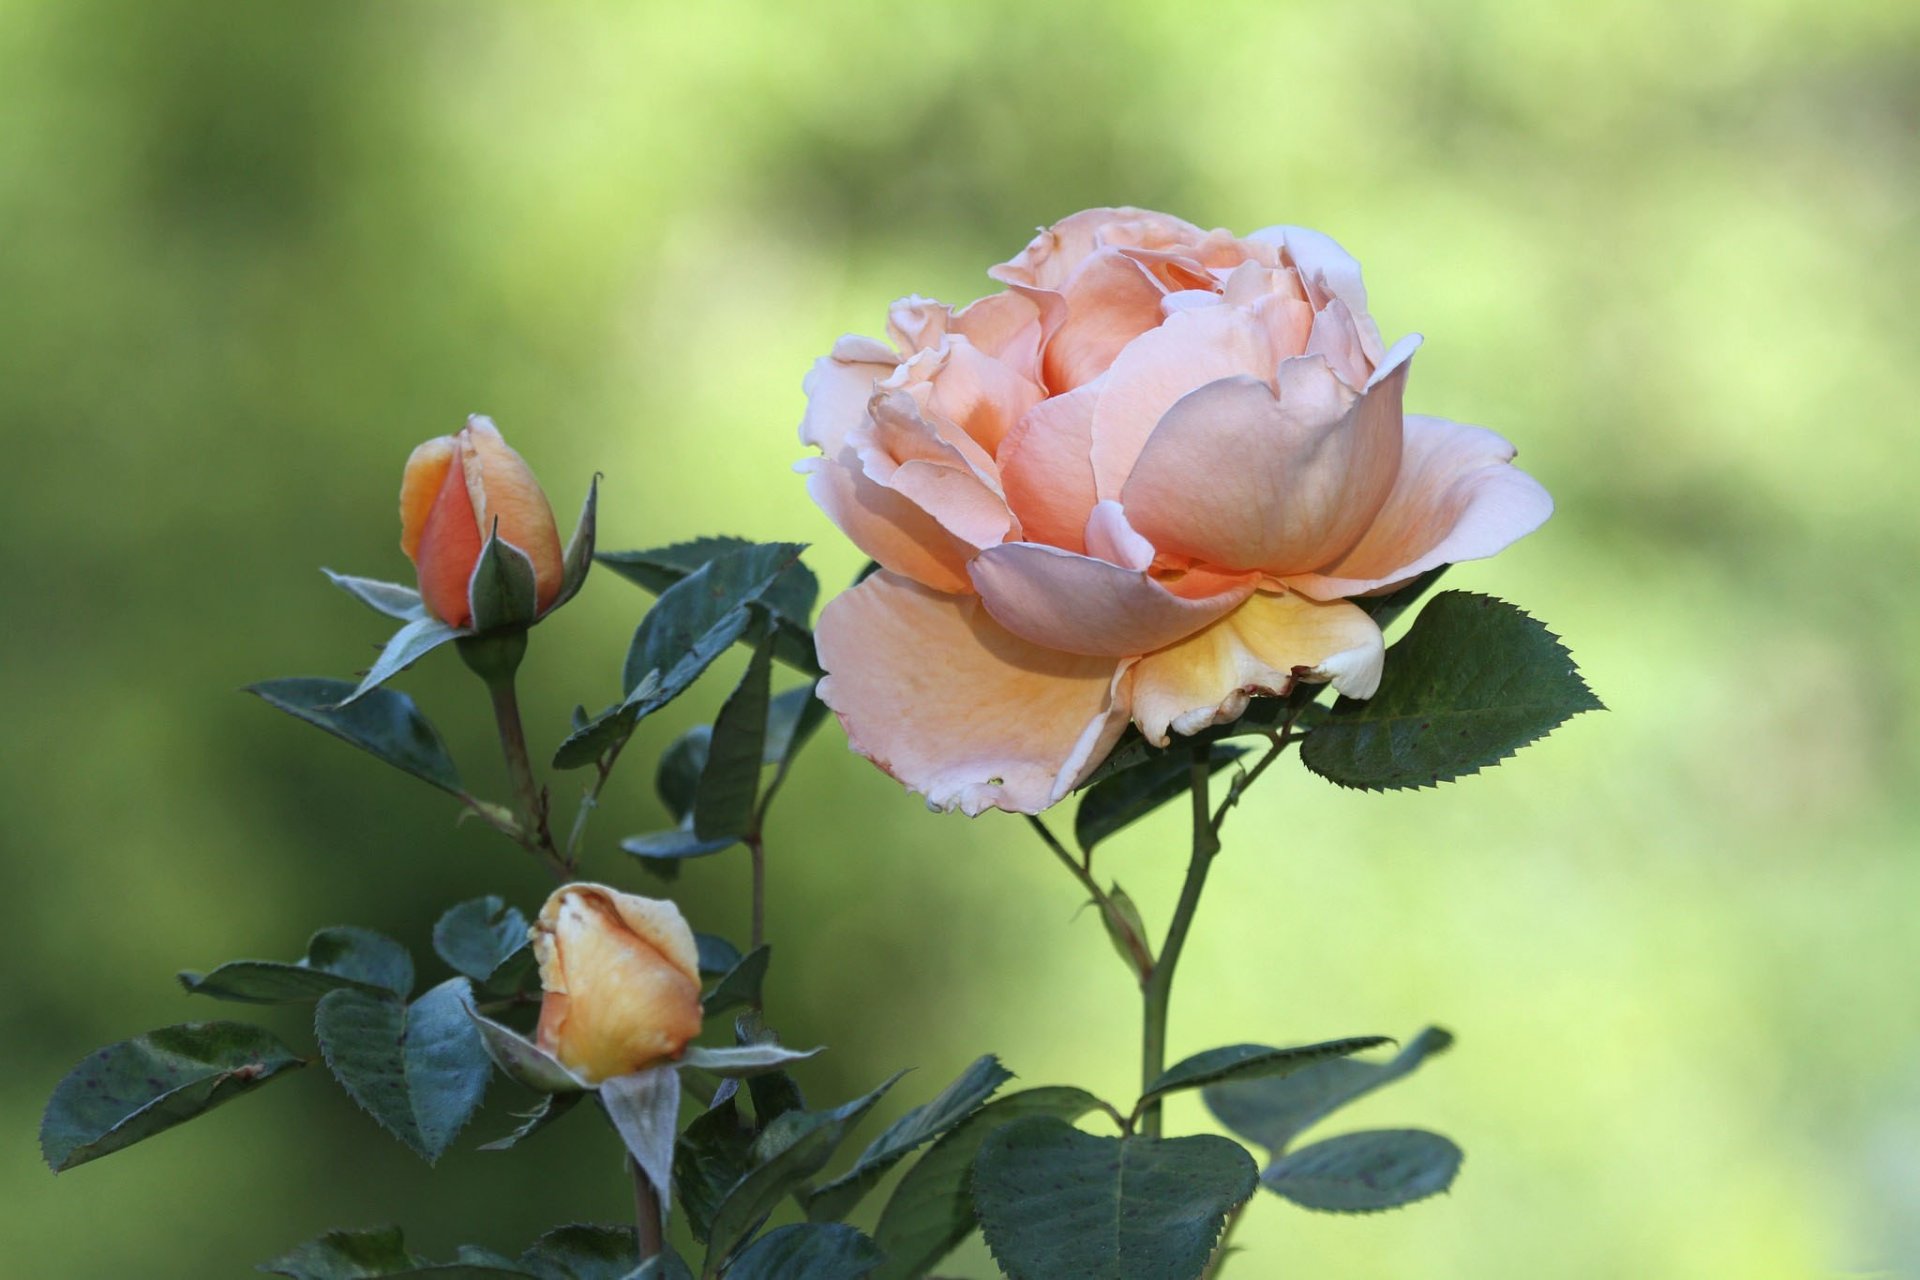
<box><xmin>1245</xmin><ymin>225</ymin><xmax>1387</xmax><ymax>365</ymax></box>
<box><xmin>1120</xmin><ymin>340</ymin><xmax>1416</xmax><ymax>575</ymax></box>
<box><xmin>1036</xmin><ymin>247</ymin><xmax>1169</xmax><ymax>392</ymax></box>
<box><xmin>859</xmin><ymin>388</ymin><xmax>1015</xmax><ymax>549</ymax></box>
<box><xmin>998</xmin><ymin>378</ymin><xmax>1101</xmax><ymax>552</ymax></box>
<box><xmin>798</xmin><ymin>456</ymin><xmax>975</xmax><ymax>594</ymax></box>
<box><xmin>1130</xmin><ymin>591</ymin><xmax>1385</xmax><ymax>746</ymax></box>
<box><xmin>815</xmin><ymin>572</ymin><xmax>1131</xmax><ymax>814</ymax></box>
<box><xmin>1284</xmin><ymin>415</ymin><xmax>1554</xmax><ymax>599</ymax></box>
<box><xmin>969</xmin><ymin>542</ymin><xmax>1255</xmax><ymax>658</ymax></box>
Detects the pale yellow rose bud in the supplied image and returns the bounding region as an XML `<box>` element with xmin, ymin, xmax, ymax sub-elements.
<box><xmin>530</xmin><ymin>883</ymin><xmax>703</xmax><ymax>1084</ymax></box>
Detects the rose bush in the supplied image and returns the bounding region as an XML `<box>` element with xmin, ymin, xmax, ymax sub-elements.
<box><xmin>530</xmin><ymin>882</ymin><xmax>703</xmax><ymax>1084</ymax></box>
<box><xmin>800</xmin><ymin>207</ymin><xmax>1553</xmax><ymax>815</ymax></box>
<box><xmin>401</xmin><ymin>415</ymin><xmax>565</xmax><ymax>628</ymax></box>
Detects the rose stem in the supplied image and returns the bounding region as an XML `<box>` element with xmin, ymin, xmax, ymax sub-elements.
<box><xmin>1024</xmin><ymin>816</ymin><xmax>1153</xmax><ymax>984</ymax></box>
<box><xmin>1138</xmin><ymin>745</ymin><xmax>1220</xmax><ymax>1140</ymax></box>
<box><xmin>628</xmin><ymin>1155</ymin><xmax>665</xmax><ymax>1261</ymax></box>
<box><xmin>483</xmin><ymin>670</ymin><xmax>567</xmax><ymax>880</ymax></box>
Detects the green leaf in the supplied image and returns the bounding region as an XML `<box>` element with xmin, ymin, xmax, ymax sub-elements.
<box><xmin>657</xmin><ymin>726</ymin><xmax>712</xmax><ymax>822</ymax></box>
<box><xmin>806</xmin><ymin>1055</ymin><xmax>1013</xmax><ymax>1223</ymax></box>
<box><xmin>1075</xmin><ymin>742</ymin><xmax>1246</xmax><ymax>855</ymax></box>
<box><xmin>181</xmin><ymin>925</ymin><xmax>414</xmax><ymax>1004</ymax></box>
<box><xmin>724</xmin><ymin>1225</ymin><xmax>883</xmax><ymax>1279</ymax></box>
<box><xmin>619</xmin><ymin>542</ymin><xmax>805</xmax><ymax>698</ymax></box>
<box><xmin>314</xmin><ymin>978</ymin><xmax>492</xmax><ymax>1163</ymax></box>
<box><xmin>323</xmin><ymin>570</ymin><xmax>427</xmax><ymax>622</ymax></box>
<box><xmin>1204</xmin><ymin>1027</ymin><xmax>1454</xmax><ymax>1156</ymax></box>
<box><xmin>549</xmin><ymin>474</ymin><xmax>599</xmax><ymax>614</ymax></box>
<box><xmin>674</xmin><ymin>1096</ymin><xmax>758</xmax><ymax>1245</ymax></box>
<box><xmin>680</xmin><ymin>1042</ymin><xmax>822</xmax><ymax>1078</ymax></box>
<box><xmin>259</xmin><ymin>1225</ymin><xmax>533</xmax><ymax>1278</ymax></box>
<box><xmin>747</xmin><ymin>1070</ymin><xmax>805</xmax><ymax>1127</ymax></box>
<box><xmin>343</xmin><ymin>615</ymin><xmax>466</xmax><ymax>704</ymax></box>
<box><xmin>694</xmin><ymin>634</ymin><xmax>774</xmax><ymax>839</ymax></box>
<box><xmin>694</xmin><ymin>933</ymin><xmax>742</xmax><ymax>978</ymax></box>
<box><xmin>1351</xmin><ymin>566</ymin><xmax>1448</xmax><ymax>631</ymax></box>
<box><xmin>1262</xmin><ymin>1128</ymin><xmax>1462</xmax><ymax>1213</ymax></box>
<box><xmin>433</xmin><ymin>897</ymin><xmax>531</xmax><ymax>989</ymax></box>
<box><xmin>479</xmin><ymin>1091</ymin><xmax>584</xmax><ymax>1152</ymax></box>
<box><xmin>702</xmin><ymin>945</ymin><xmax>770</xmax><ymax>1017</ymax></box>
<box><xmin>249</xmin><ymin>678</ymin><xmax>463</xmax><ymax>796</ymax></box>
<box><xmin>703</xmin><ymin>1075</ymin><xmax>901</xmax><ymax>1276</ymax></box>
<box><xmin>972</xmin><ymin>1118</ymin><xmax>1257</xmax><ymax>1280</ymax></box>
<box><xmin>763</xmin><ymin>682</ymin><xmax>828</xmax><ymax>767</ymax></box>
<box><xmin>516</xmin><ymin>1224</ymin><xmax>640</xmax><ymax>1280</ymax></box>
<box><xmin>620</xmin><ymin>825</ymin><xmax>739</xmax><ymax>864</ymax></box>
<box><xmin>601</xmin><ymin>1066</ymin><xmax>681</xmax><ymax>1215</ymax></box>
<box><xmin>40</xmin><ymin>1022</ymin><xmax>305</xmax><ymax>1172</ymax></box>
<box><xmin>871</xmin><ymin>1087</ymin><xmax>1104</xmax><ymax>1280</ymax></box>
<box><xmin>1139</xmin><ymin>1037</ymin><xmax>1390</xmax><ymax>1110</ymax></box>
<box><xmin>465</xmin><ymin>1006</ymin><xmax>586</xmax><ymax>1094</ymax></box>
<box><xmin>550</xmin><ymin>671</ymin><xmax>663</xmax><ymax>771</ymax></box>
<box><xmin>469</xmin><ymin>527</ymin><xmax>541</xmax><ymax>632</ymax></box>
<box><xmin>599</xmin><ymin>537</ymin><xmax>818</xmax><ymax>674</ymax></box>
<box><xmin>1300</xmin><ymin>591</ymin><xmax>1602</xmax><ymax>791</ymax></box>
<box><xmin>1098</xmin><ymin>882</ymin><xmax>1151</xmax><ymax>972</ymax></box>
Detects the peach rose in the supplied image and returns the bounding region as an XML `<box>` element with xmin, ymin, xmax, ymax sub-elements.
<box><xmin>799</xmin><ymin>208</ymin><xmax>1553</xmax><ymax>815</ymax></box>
<box><xmin>400</xmin><ymin>415</ymin><xmax>565</xmax><ymax>628</ymax></box>
<box><xmin>531</xmin><ymin>883</ymin><xmax>703</xmax><ymax>1084</ymax></box>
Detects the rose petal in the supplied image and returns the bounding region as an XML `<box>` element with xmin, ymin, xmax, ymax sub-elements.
<box><xmin>414</xmin><ymin>436</ymin><xmax>483</xmax><ymax>627</ymax></box>
<box><xmin>399</xmin><ymin>435</ymin><xmax>456</xmax><ymax>563</ymax></box>
<box><xmin>1246</xmin><ymin>225</ymin><xmax>1387</xmax><ymax>365</ymax></box>
<box><xmin>998</xmin><ymin>378</ymin><xmax>1101</xmax><ymax>552</ymax></box>
<box><xmin>1121</xmin><ymin>339</ymin><xmax>1416</xmax><ymax>575</ymax></box>
<box><xmin>969</xmin><ymin>542</ymin><xmax>1255</xmax><ymax>658</ymax></box>
<box><xmin>1084</xmin><ymin>500</ymin><xmax>1154</xmax><ymax>571</ymax></box>
<box><xmin>990</xmin><ymin>207</ymin><xmax>1205</xmax><ymax>291</ymax></box>
<box><xmin>1035</xmin><ymin>248</ymin><xmax>1170</xmax><ymax>392</ymax></box>
<box><xmin>1284</xmin><ymin>415</ymin><xmax>1554</xmax><ymax>599</ymax></box>
<box><xmin>799</xmin><ymin>350</ymin><xmax>896</xmax><ymax>457</ymax></box>
<box><xmin>1130</xmin><ymin>591</ymin><xmax>1385</xmax><ymax>746</ymax></box>
<box><xmin>461</xmin><ymin>417</ymin><xmax>564</xmax><ymax>612</ymax></box>
<box><xmin>815</xmin><ymin>571</ymin><xmax>1132</xmax><ymax>814</ymax></box>
<box><xmin>860</xmin><ymin>389</ymin><xmax>1014</xmax><ymax>549</ymax></box>
<box><xmin>798</xmin><ymin>456</ymin><xmax>975</xmax><ymax>594</ymax></box>
<box><xmin>922</xmin><ymin>336</ymin><xmax>1044</xmax><ymax>455</ymax></box>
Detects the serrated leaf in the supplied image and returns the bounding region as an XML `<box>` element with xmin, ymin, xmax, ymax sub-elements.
<box><xmin>1140</xmin><ymin>1037</ymin><xmax>1390</xmax><ymax>1111</ymax></box>
<box><xmin>259</xmin><ymin>1225</ymin><xmax>534</xmax><ymax>1278</ymax></box>
<box><xmin>694</xmin><ymin>633</ymin><xmax>773</xmax><ymax>839</ymax></box>
<box><xmin>550</xmin><ymin>474</ymin><xmax>599</xmax><ymax>614</ymax></box>
<box><xmin>469</xmin><ymin>529</ymin><xmax>541</xmax><ymax>632</ymax></box>
<box><xmin>601</xmin><ymin>1066</ymin><xmax>681</xmax><ymax>1215</ymax></box>
<box><xmin>433</xmin><ymin>897</ymin><xmax>531</xmax><ymax>988</ymax></box>
<box><xmin>465</xmin><ymin>1006</ymin><xmax>586</xmax><ymax>1094</ymax></box>
<box><xmin>724</xmin><ymin>1224</ymin><xmax>884</xmax><ymax>1279</ymax></box>
<box><xmin>703</xmin><ymin>1075</ymin><xmax>901</xmax><ymax>1276</ymax></box>
<box><xmin>249</xmin><ymin>678</ymin><xmax>462</xmax><ymax>796</ymax></box>
<box><xmin>516</xmin><ymin>1224</ymin><xmax>640</xmax><ymax>1280</ymax></box>
<box><xmin>674</xmin><ymin>1095</ymin><xmax>758</xmax><ymax>1245</ymax></box>
<box><xmin>619</xmin><ymin>542</ymin><xmax>805</xmax><ymax>698</ymax></box>
<box><xmin>871</xmin><ymin>1086</ymin><xmax>1104</xmax><ymax>1280</ymax></box>
<box><xmin>702</xmin><ymin>946</ymin><xmax>770</xmax><ymax>1017</ymax></box>
<box><xmin>181</xmin><ymin>925</ymin><xmax>415</xmax><ymax>1004</ymax></box>
<box><xmin>657</xmin><ymin>726</ymin><xmax>712</xmax><ymax>823</ymax></box>
<box><xmin>762</xmin><ymin>681</ymin><xmax>828</xmax><ymax>768</ymax></box>
<box><xmin>1204</xmin><ymin>1027</ymin><xmax>1454</xmax><ymax>1155</ymax></box>
<box><xmin>972</xmin><ymin>1118</ymin><xmax>1257</xmax><ymax>1280</ymax></box>
<box><xmin>314</xmin><ymin>978</ymin><xmax>492</xmax><ymax>1163</ymax></box>
<box><xmin>550</xmin><ymin>671</ymin><xmax>664</xmax><ymax>771</ymax></box>
<box><xmin>479</xmin><ymin>1091</ymin><xmax>583</xmax><ymax>1152</ymax></box>
<box><xmin>1262</xmin><ymin>1128</ymin><xmax>1462</xmax><ymax>1213</ymax></box>
<box><xmin>323</xmin><ymin>570</ymin><xmax>427</xmax><ymax>622</ymax></box>
<box><xmin>1301</xmin><ymin>591</ymin><xmax>1601</xmax><ymax>791</ymax></box>
<box><xmin>40</xmin><ymin>1022</ymin><xmax>304</xmax><ymax>1172</ymax></box>
<box><xmin>1075</xmin><ymin>742</ymin><xmax>1245</xmax><ymax>855</ymax></box>
<box><xmin>806</xmin><ymin>1055</ymin><xmax>1013</xmax><ymax>1223</ymax></box>
<box><xmin>680</xmin><ymin>1042</ymin><xmax>822</xmax><ymax>1078</ymax></box>
<box><xmin>598</xmin><ymin>537</ymin><xmax>818</xmax><ymax>674</ymax></box>
<box><xmin>694</xmin><ymin>934</ymin><xmax>742</xmax><ymax>978</ymax></box>
<box><xmin>343</xmin><ymin>615</ymin><xmax>465</xmax><ymax>704</ymax></box>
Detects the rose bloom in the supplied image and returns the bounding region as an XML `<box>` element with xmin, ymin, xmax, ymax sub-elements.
<box><xmin>531</xmin><ymin>883</ymin><xmax>703</xmax><ymax>1084</ymax></box>
<box><xmin>400</xmin><ymin>415</ymin><xmax>565</xmax><ymax>628</ymax></box>
<box><xmin>799</xmin><ymin>208</ymin><xmax>1551</xmax><ymax>815</ymax></box>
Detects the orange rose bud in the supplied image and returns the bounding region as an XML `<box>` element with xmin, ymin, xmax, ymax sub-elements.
<box><xmin>399</xmin><ymin>416</ymin><xmax>565</xmax><ymax>628</ymax></box>
<box><xmin>531</xmin><ymin>883</ymin><xmax>704</xmax><ymax>1085</ymax></box>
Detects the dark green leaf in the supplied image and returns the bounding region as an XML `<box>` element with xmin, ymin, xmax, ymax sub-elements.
<box><xmin>1140</xmin><ymin>1037</ymin><xmax>1389</xmax><ymax>1110</ymax></box>
<box><xmin>468</xmin><ymin>528</ymin><xmax>540</xmax><ymax>632</ymax></box>
<box><xmin>674</xmin><ymin>1096</ymin><xmax>758</xmax><ymax>1245</ymax></box>
<box><xmin>249</xmin><ymin>678</ymin><xmax>462</xmax><ymax>796</ymax></box>
<box><xmin>258</xmin><ymin>1225</ymin><xmax>533</xmax><ymax>1277</ymax></box>
<box><xmin>549</xmin><ymin>474</ymin><xmax>599</xmax><ymax>614</ymax></box>
<box><xmin>694</xmin><ymin>933</ymin><xmax>742</xmax><ymax>978</ymax></box>
<box><xmin>1262</xmin><ymin>1128</ymin><xmax>1462</xmax><ymax>1213</ymax></box>
<box><xmin>703</xmin><ymin>945</ymin><xmax>770</xmax><ymax>1017</ymax></box>
<box><xmin>40</xmin><ymin>1022</ymin><xmax>305</xmax><ymax>1172</ymax></box>
<box><xmin>657</xmin><ymin>726</ymin><xmax>712</xmax><ymax>822</ymax></box>
<box><xmin>1075</xmin><ymin>743</ymin><xmax>1245</xmax><ymax>855</ymax></box>
<box><xmin>343</xmin><ymin>616</ymin><xmax>465</xmax><ymax>704</ymax></box>
<box><xmin>322</xmin><ymin>570</ymin><xmax>427</xmax><ymax>622</ymax></box>
<box><xmin>871</xmin><ymin>1087</ymin><xmax>1104</xmax><ymax>1280</ymax></box>
<box><xmin>763</xmin><ymin>683</ymin><xmax>828</xmax><ymax>767</ymax></box>
<box><xmin>181</xmin><ymin>925</ymin><xmax>415</xmax><ymax>1004</ymax></box>
<box><xmin>619</xmin><ymin>542</ymin><xmax>805</xmax><ymax>698</ymax></box>
<box><xmin>313</xmin><ymin>978</ymin><xmax>492</xmax><ymax>1163</ymax></box>
<box><xmin>1300</xmin><ymin>591</ymin><xmax>1602</xmax><ymax>791</ymax></box>
<box><xmin>599</xmin><ymin>537</ymin><xmax>818</xmax><ymax>674</ymax></box>
<box><xmin>479</xmin><ymin>1091</ymin><xmax>583</xmax><ymax>1152</ymax></box>
<box><xmin>549</xmin><ymin>671</ymin><xmax>663</xmax><ymax>771</ymax></box>
<box><xmin>694</xmin><ymin>634</ymin><xmax>773</xmax><ymax>839</ymax></box>
<box><xmin>972</xmin><ymin>1118</ymin><xmax>1257</xmax><ymax>1280</ymax></box>
<box><xmin>1204</xmin><ymin>1027</ymin><xmax>1454</xmax><ymax>1155</ymax></box>
<box><xmin>620</xmin><ymin>825</ymin><xmax>738</xmax><ymax>863</ymax></box>
<box><xmin>806</xmin><ymin>1055</ymin><xmax>1013</xmax><ymax>1223</ymax></box>
<box><xmin>516</xmin><ymin>1224</ymin><xmax>639</xmax><ymax>1280</ymax></box>
<box><xmin>703</xmin><ymin>1075</ymin><xmax>901</xmax><ymax>1276</ymax></box>
<box><xmin>433</xmin><ymin>897</ymin><xmax>531</xmax><ymax>988</ymax></box>
<box><xmin>1098</xmin><ymin>882</ymin><xmax>1151</xmax><ymax>972</ymax></box>
<box><xmin>747</xmin><ymin>1070</ymin><xmax>804</xmax><ymax>1126</ymax></box>
<box><xmin>725</xmin><ymin>1224</ymin><xmax>884</xmax><ymax>1279</ymax></box>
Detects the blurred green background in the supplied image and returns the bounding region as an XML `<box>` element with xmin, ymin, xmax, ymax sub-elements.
<box><xmin>3</xmin><ymin>0</ymin><xmax>1914</xmax><ymax>1274</ymax></box>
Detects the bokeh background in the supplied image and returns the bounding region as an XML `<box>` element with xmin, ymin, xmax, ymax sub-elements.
<box><xmin>3</xmin><ymin>0</ymin><xmax>1915</xmax><ymax>1275</ymax></box>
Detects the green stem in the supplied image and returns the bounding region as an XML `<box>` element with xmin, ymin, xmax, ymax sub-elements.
<box><xmin>628</xmin><ymin>1155</ymin><xmax>664</xmax><ymax>1261</ymax></box>
<box><xmin>483</xmin><ymin>673</ymin><xmax>566</xmax><ymax>880</ymax></box>
<box><xmin>1026</xmin><ymin>816</ymin><xmax>1153</xmax><ymax>984</ymax></box>
<box><xmin>746</xmin><ymin>831</ymin><xmax>767</xmax><ymax>952</ymax></box>
<box><xmin>1139</xmin><ymin>747</ymin><xmax>1220</xmax><ymax>1139</ymax></box>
